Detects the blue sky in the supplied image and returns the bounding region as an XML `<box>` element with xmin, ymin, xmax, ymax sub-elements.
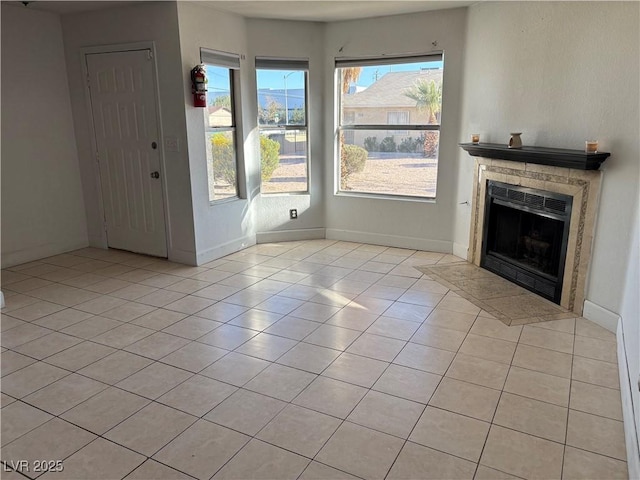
<box><xmin>355</xmin><ymin>60</ymin><xmax>443</xmax><ymax>87</ymax></box>
<box><xmin>255</xmin><ymin>60</ymin><xmax>443</xmax><ymax>89</ymax></box>
<box><xmin>205</xmin><ymin>60</ymin><xmax>443</xmax><ymax>102</ymax></box>
<box><xmin>257</xmin><ymin>69</ymin><xmax>306</xmax><ymax>90</ymax></box>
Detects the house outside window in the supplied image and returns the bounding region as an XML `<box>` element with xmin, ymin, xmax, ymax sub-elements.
<box><xmin>343</xmin><ymin>112</ymin><xmax>356</xmax><ymax>144</ymax></box>
<box><xmin>202</xmin><ymin>49</ymin><xmax>241</xmax><ymax>202</ymax></box>
<box><xmin>387</xmin><ymin>111</ymin><xmax>410</xmax><ymax>136</ymax></box>
<box><xmin>256</xmin><ymin>58</ymin><xmax>309</xmax><ymax>194</ymax></box>
<box><xmin>337</xmin><ymin>54</ymin><xmax>443</xmax><ymax>198</ymax></box>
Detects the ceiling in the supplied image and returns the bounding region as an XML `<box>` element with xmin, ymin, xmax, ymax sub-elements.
<box><xmin>203</xmin><ymin>1</ymin><xmax>476</xmax><ymax>22</ymax></box>
<box><xmin>6</xmin><ymin>1</ymin><xmax>143</xmax><ymax>14</ymax></box>
<box><xmin>12</xmin><ymin>0</ymin><xmax>476</xmax><ymax>21</ymax></box>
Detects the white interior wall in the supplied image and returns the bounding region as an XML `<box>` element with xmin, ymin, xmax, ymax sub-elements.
<box><xmin>61</xmin><ymin>2</ymin><xmax>198</xmax><ymax>264</ymax></box>
<box><xmin>323</xmin><ymin>8</ymin><xmax>467</xmax><ymax>252</ymax></box>
<box><xmin>1</xmin><ymin>4</ymin><xmax>88</xmax><ymax>267</ymax></box>
<box><xmin>246</xmin><ymin>18</ymin><xmax>326</xmax><ymax>238</ymax></box>
<box><xmin>454</xmin><ymin>1</ymin><xmax>640</xmax><ymax>315</ymax></box>
<box><xmin>619</xmin><ymin>204</ymin><xmax>640</xmax><ymax>465</ymax></box>
<box><xmin>176</xmin><ymin>2</ymin><xmax>256</xmax><ymax>264</ymax></box>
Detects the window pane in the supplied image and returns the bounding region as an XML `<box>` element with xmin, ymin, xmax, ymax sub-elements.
<box><xmin>340</xmin><ymin>130</ymin><xmax>439</xmax><ymax>198</ymax></box>
<box><xmin>257</xmin><ymin>66</ymin><xmax>308</xmax><ymax>194</ymax></box>
<box><xmin>338</xmin><ymin>57</ymin><xmax>442</xmax><ymax>198</ymax></box>
<box><xmin>340</xmin><ymin>60</ymin><xmax>442</xmax><ymax>126</ymax></box>
<box><xmin>206</xmin><ymin>130</ymin><xmax>238</xmax><ymax>201</ymax></box>
<box><xmin>257</xmin><ymin>69</ymin><xmax>306</xmax><ymax>126</ymax></box>
<box><xmin>205</xmin><ymin>64</ymin><xmax>233</xmax><ymax>128</ymax></box>
<box><xmin>260</xmin><ymin>130</ymin><xmax>308</xmax><ymax>193</ymax></box>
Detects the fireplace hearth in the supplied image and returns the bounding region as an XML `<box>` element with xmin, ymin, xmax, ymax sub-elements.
<box><xmin>481</xmin><ymin>181</ymin><xmax>573</xmax><ymax>304</ymax></box>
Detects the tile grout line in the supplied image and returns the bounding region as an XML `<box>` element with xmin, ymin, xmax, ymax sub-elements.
<box><xmin>1</xmin><ymin>242</ymin><xmax>625</xmax><ymax>479</ymax></box>
<box><xmin>471</xmin><ymin>313</ymin><xmax>525</xmax><ymax>478</ymax></box>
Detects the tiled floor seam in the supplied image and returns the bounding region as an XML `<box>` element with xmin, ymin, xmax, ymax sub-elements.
<box><xmin>402</xmin><ymin>296</ymin><xmax>483</xmax><ymax>435</ymax></box>
<box><xmin>386</xmin><ymin>300</ymin><xmax>480</xmax><ymax>478</ymax></box>
<box><xmin>470</xmin><ymin>317</ymin><xmax>525</xmax><ymax>479</ymax></box>
<box><xmin>291</xmin><ymin>337</ymin><xmax>409</xmax><ymax>478</ymax></box>
<box><xmin>2</xmin><ymin>398</ymin><xmax>158</xmax><ymax>472</ymax></box>
<box><xmin>559</xmin><ymin>318</ymin><xmax>578</xmax><ymax>478</ymax></box>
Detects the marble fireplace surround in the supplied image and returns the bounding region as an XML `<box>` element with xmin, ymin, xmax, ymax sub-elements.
<box><xmin>466</xmin><ymin>157</ymin><xmax>603</xmax><ymax>318</ymax></box>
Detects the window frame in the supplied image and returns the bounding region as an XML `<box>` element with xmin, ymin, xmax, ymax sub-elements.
<box><xmin>336</xmin><ymin>53</ymin><xmax>443</xmax><ymax>200</ymax></box>
<box><xmin>256</xmin><ymin>57</ymin><xmax>310</xmax><ymax>195</ymax></box>
<box><xmin>201</xmin><ymin>48</ymin><xmax>243</xmax><ymax>204</ymax></box>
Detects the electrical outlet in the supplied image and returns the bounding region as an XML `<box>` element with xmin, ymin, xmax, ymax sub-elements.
<box><xmin>289</xmin><ymin>209</ymin><xmax>298</xmax><ymax>219</ymax></box>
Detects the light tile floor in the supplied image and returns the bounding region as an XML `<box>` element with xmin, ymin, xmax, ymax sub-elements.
<box><xmin>0</xmin><ymin>240</ymin><xmax>627</xmax><ymax>479</ymax></box>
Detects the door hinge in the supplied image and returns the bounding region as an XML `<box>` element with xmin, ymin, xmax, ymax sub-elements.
<box><xmin>147</xmin><ymin>50</ymin><xmax>153</xmax><ymax>60</ymax></box>
<box><xmin>103</xmin><ymin>220</ymin><xmax>108</xmax><ymax>231</ymax></box>
<box><xmin>86</xmin><ymin>73</ymin><xmax>91</xmax><ymax>87</ymax></box>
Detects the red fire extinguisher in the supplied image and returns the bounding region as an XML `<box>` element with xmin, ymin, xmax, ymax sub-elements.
<box><xmin>191</xmin><ymin>64</ymin><xmax>207</xmax><ymax>108</ymax></box>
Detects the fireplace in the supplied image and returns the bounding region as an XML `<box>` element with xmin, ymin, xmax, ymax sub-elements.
<box><xmin>460</xmin><ymin>143</ymin><xmax>608</xmax><ymax>317</ymax></box>
<box><xmin>481</xmin><ymin>181</ymin><xmax>573</xmax><ymax>304</ymax></box>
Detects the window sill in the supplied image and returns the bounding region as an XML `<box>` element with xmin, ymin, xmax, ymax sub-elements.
<box><xmin>261</xmin><ymin>191</ymin><xmax>310</xmax><ymax>197</ymax></box>
<box><xmin>208</xmin><ymin>196</ymin><xmax>245</xmax><ymax>207</ymax></box>
<box><xmin>334</xmin><ymin>191</ymin><xmax>436</xmax><ymax>204</ymax></box>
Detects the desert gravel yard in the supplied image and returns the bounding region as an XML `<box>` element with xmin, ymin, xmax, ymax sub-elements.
<box><xmin>343</xmin><ymin>155</ymin><xmax>438</xmax><ymax>197</ymax></box>
<box><xmin>263</xmin><ymin>152</ymin><xmax>438</xmax><ymax>197</ymax></box>
<box><xmin>214</xmin><ymin>153</ymin><xmax>439</xmax><ymax>198</ymax></box>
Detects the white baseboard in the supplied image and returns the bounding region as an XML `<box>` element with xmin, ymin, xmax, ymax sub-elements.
<box><xmin>1</xmin><ymin>237</ymin><xmax>89</xmax><ymax>269</ymax></box>
<box><xmin>256</xmin><ymin>228</ymin><xmax>326</xmax><ymax>244</ymax></box>
<box><xmin>617</xmin><ymin>320</ymin><xmax>640</xmax><ymax>480</ymax></box>
<box><xmin>583</xmin><ymin>300</ymin><xmax>620</xmax><ymax>333</ymax></box>
<box><xmin>452</xmin><ymin>242</ymin><xmax>468</xmax><ymax>260</ymax></box>
<box><xmin>325</xmin><ymin>229</ymin><xmax>452</xmax><ymax>253</ymax></box>
<box><xmin>168</xmin><ymin>247</ymin><xmax>197</xmax><ymax>266</ymax></box>
<box><xmin>195</xmin><ymin>235</ymin><xmax>256</xmax><ymax>266</ymax></box>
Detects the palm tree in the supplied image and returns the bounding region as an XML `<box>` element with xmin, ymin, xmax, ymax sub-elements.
<box><xmin>404</xmin><ymin>79</ymin><xmax>442</xmax><ymax>158</ymax></box>
<box><xmin>340</xmin><ymin>67</ymin><xmax>362</xmax><ymax>189</ymax></box>
<box><xmin>341</xmin><ymin>67</ymin><xmax>362</xmax><ymax>95</ymax></box>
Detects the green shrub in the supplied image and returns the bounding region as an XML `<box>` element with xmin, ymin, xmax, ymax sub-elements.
<box><xmin>398</xmin><ymin>137</ymin><xmax>422</xmax><ymax>153</ymax></box>
<box><xmin>340</xmin><ymin>143</ymin><xmax>367</xmax><ymax>189</ymax></box>
<box><xmin>260</xmin><ymin>135</ymin><xmax>280</xmax><ymax>182</ymax></box>
<box><xmin>363</xmin><ymin>136</ymin><xmax>379</xmax><ymax>152</ymax></box>
<box><xmin>210</xmin><ymin>133</ymin><xmax>281</xmax><ymax>187</ymax></box>
<box><xmin>379</xmin><ymin>136</ymin><xmax>397</xmax><ymax>152</ymax></box>
<box><xmin>211</xmin><ymin>133</ymin><xmax>236</xmax><ymax>186</ymax></box>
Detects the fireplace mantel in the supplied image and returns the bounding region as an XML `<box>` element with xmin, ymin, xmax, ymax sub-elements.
<box><xmin>459</xmin><ymin>143</ymin><xmax>610</xmax><ymax>170</ymax></box>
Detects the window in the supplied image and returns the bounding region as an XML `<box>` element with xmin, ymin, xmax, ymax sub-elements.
<box><xmin>202</xmin><ymin>49</ymin><xmax>241</xmax><ymax>202</ymax></box>
<box><xmin>336</xmin><ymin>54</ymin><xmax>443</xmax><ymax>198</ymax></box>
<box><xmin>387</xmin><ymin>111</ymin><xmax>410</xmax><ymax>136</ymax></box>
<box><xmin>256</xmin><ymin>58</ymin><xmax>309</xmax><ymax>194</ymax></box>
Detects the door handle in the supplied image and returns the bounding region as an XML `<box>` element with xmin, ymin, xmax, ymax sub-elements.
<box><xmin>150</xmin><ymin>171</ymin><xmax>160</xmax><ymax>179</ymax></box>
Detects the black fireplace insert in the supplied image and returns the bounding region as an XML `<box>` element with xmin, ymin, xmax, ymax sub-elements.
<box><xmin>481</xmin><ymin>181</ymin><xmax>573</xmax><ymax>303</ymax></box>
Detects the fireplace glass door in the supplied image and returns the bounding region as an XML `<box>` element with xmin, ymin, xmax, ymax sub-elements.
<box><xmin>481</xmin><ymin>181</ymin><xmax>573</xmax><ymax>303</ymax></box>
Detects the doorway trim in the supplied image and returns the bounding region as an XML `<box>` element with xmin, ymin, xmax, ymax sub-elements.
<box><xmin>81</xmin><ymin>41</ymin><xmax>170</xmax><ymax>256</ymax></box>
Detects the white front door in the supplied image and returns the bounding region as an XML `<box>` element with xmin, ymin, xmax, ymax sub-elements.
<box><xmin>86</xmin><ymin>49</ymin><xmax>167</xmax><ymax>257</ymax></box>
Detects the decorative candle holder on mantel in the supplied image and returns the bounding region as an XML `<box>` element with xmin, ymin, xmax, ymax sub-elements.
<box><xmin>508</xmin><ymin>133</ymin><xmax>523</xmax><ymax>149</ymax></box>
<box><xmin>458</xmin><ymin>143</ymin><xmax>610</xmax><ymax>170</ymax></box>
